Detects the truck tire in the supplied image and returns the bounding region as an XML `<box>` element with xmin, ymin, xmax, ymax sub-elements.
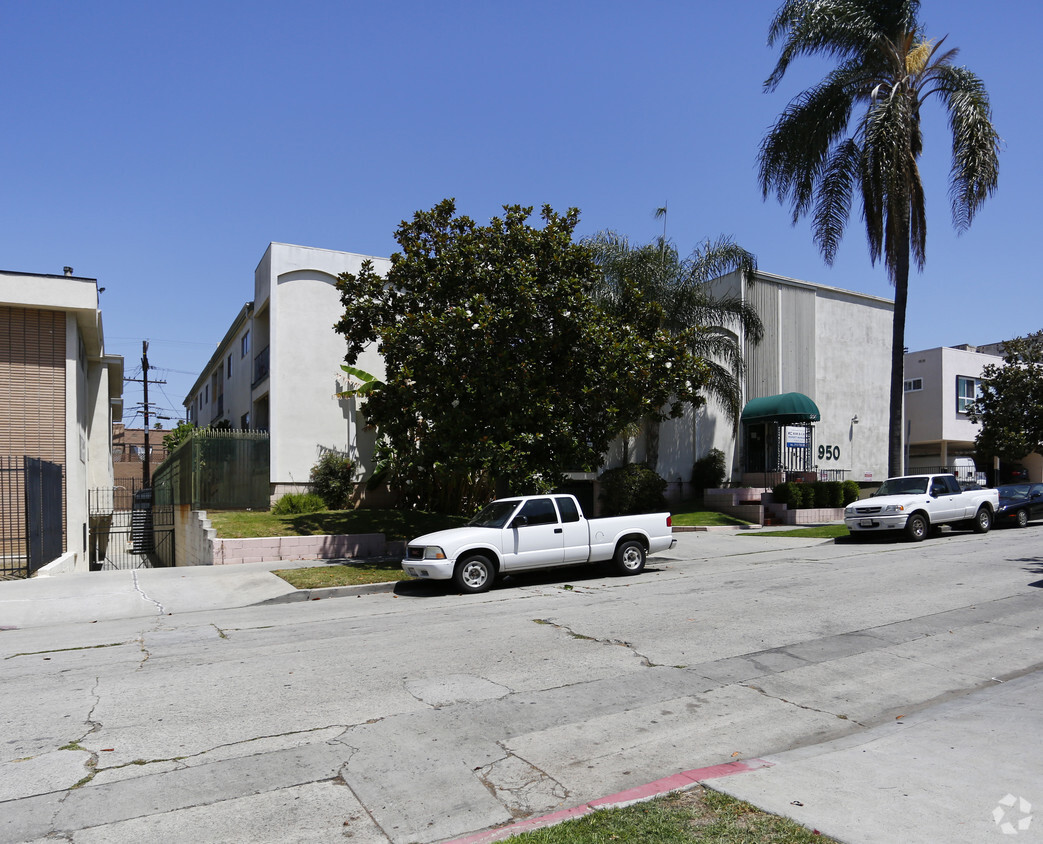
<box><xmin>905</xmin><ymin>513</ymin><xmax>928</xmax><ymax>542</ymax></box>
<box><xmin>611</xmin><ymin>540</ymin><xmax>646</xmax><ymax>576</ymax></box>
<box><xmin>972</xmin><ymin>507</ymin><xmax>993</xmax><ymax>534</ymax></box>
<box><xmin>454</xmin><ymin>555</ymin><xmax>495</xmax><ymax>594</ymax></box>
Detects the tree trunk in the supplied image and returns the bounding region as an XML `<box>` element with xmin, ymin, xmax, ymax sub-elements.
<box><xmin>644</xmin><ymin>415</ymin><xmax>661</xmax><ymax>473</ymax></box>
<box><xmin>888</xmin><ymin>236</ymin><xmax>911</xmax><ymax>479</ymax></box>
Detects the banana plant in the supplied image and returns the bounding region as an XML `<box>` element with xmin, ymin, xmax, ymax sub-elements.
<box><xmin>336</xmin><ymin>365</ymin><xmax>383</xmax><ymax>401</ymax></box>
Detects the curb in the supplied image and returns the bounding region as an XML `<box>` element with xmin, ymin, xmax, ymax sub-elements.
<box><xmin>256</xmin><ymin>579</ymin><xmax>399</xmax><ymax>605</ymax></box>
<box><xmin>444</xmin><ymin>758</ymin><xmax>773</xmax><ymax>844</ymax></box>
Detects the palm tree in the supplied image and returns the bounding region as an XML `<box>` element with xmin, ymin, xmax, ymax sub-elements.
<box><xmin>758</xmin><ymin>0</ymin><xmax>1000</xmax><ymax>477</ymax></box>
<box><xmin>586</xmin><ymin>230</ymin><xmax>763</xmax><ymax>470</ymax></box>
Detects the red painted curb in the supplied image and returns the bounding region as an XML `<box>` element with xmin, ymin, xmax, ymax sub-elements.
<box><xmin>445</xmin><ymin>758</ymin><xmax>773</xmax><ymax>844</ymax></box>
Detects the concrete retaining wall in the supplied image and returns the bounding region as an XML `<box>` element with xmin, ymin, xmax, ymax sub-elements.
<box><xmin>174</xmin><ymin>507</ymin><xmax>401</xmax><ymax>566</ymax></box>
<box><xmin>34</xmin><ymin>551</ymin><xmax>79</xmax><ymax>577</ymax></box>
<box><xmin>211</xmin><ymin>533</ymin><xmax>388</xmax><ymax>565</ymax></box>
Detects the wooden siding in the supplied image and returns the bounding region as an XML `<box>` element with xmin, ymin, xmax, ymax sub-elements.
<box><xmin>0</xmin><ymin>307</ymin><xmax>66</xmax><ymax>464</ymax></box>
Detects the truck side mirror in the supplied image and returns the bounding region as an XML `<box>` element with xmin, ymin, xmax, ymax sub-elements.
<box><xmin>511</xmin><ymin>515</ymin><xmax>529</xmax><ymax>529</ymax></box>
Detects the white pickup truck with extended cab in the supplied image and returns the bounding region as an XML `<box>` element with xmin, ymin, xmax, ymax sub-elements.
<box><xmin>402</xmin><ymin>493</ymin><xmax>676</xmax><ymax>592</ymax></box>
<box><xmin>844</xmin><ymin>474</ymin><xmax>999</xmax><ymax>541</ymax></box>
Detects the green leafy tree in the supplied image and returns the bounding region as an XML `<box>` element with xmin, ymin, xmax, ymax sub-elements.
<box><xmin>334</xmin><ymin>199</ymin><xmax>710</xmax><ymax>514</ymax></box>
<box><xmin>759</xmin><ymin>0</ymin><xmax>1001</xmax><ymax>477</ymax></box>
<box><xmin>968</xmin><ymin>332</ymin><xmax>1043</xmax><ymax>463</ymax></box>
<box><xmin>162</xmin><ymin>421</ymin><xmax>195</xmax><ymax>453</ymax></box>
<box><xmin>585</xmin><ymin>229</ymin><xmax>763</xmax><ymax>469</ymax></box>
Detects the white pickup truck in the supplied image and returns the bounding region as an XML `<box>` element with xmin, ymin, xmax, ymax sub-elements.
<box><xmin>402</xmin><ymin>493</ymin><xmax>676</xmax><ymax>592</ymax></box>
<box><xmin>844</xmin><ymin>474</ymin><xmax>999</xmax><ymax>541</ymax></box>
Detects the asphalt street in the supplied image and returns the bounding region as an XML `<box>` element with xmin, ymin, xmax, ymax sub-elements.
<box><xmin>1</xmin><ymin>526</ymin><xmax>1041</xmax><ymax>843</ymax></box>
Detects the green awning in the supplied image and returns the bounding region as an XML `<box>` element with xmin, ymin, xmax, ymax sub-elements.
<box><xmin>741</xmin><ymin>392</ymin><xmax>821</xmax><ymax>424</ymax></box>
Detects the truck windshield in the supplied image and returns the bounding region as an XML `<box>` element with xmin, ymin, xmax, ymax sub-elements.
<box><xmin>467</xmin><ymin>501</ymin><xmax>519</xmax><ymax>529</ymax></box>
<box><xmin>876</xmin><ymin>478</ymin><xmax>928</xmax><ymax>496</ymax></box>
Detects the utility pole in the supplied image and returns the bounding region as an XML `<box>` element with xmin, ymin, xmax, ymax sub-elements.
<box><xmin>142</xmin><ymin>341</ymin><xmax>151</xmax><ymax>487</ymax></box>
<box><xmin>123</xmin><ymin>340</ymin><xmax>167</xmax><ymax>488</ymax></box>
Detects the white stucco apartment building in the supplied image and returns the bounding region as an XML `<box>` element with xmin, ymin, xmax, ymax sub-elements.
<box><xmin>0</xmin><ymin>269</ymin><xmax>123</xmax><ymax>570</ymax></box>
<box><xmin>903</xmin><ymin>342</ymin><xmax>1041</xmax><ymax>483</ymax></box>
<box><xmin>188</xmin><ymin>246</ymin><xmax>898</xmax><ymax>500</ymax></box>
<box><xmin>185</xmin><ymin>243</ymin><xmax>390</xmax><ymax>498</ymax></box>
<box><xmin>651</xmin><ymin>270</ymin><xmax>895</xmax><ymax>488</ymax></box>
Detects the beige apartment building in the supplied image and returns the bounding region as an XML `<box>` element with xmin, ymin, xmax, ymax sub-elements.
<box><xmin>0</xmin><ymin>269</ymin><xmax>123</xmax><ymax>571</ymax></box>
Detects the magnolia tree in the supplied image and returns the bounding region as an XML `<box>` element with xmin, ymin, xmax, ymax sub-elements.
<box><xmin>969</xmin><ymin>331</ymin><xmax>1043</xmax><ymax>465</ymax></box>
<box><xmin>334</xmin><ymin>199</ymin><xmax>710</xmax><ymax>514</ymax></box>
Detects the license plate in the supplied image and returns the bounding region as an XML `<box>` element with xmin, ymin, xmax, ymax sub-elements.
<box><xmin>860</xmin><ymin>520</ymin><xmax>875</xmax><ymax>528</ymax></box>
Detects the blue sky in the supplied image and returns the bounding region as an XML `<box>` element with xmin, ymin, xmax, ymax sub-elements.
<box><xmin>3</xmin><ymin>1</ymin><xmax>1039</xmax><ymax>424</ymax></box>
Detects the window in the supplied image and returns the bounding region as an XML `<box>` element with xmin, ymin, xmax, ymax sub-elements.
<box><xmin>904</xmin><ymin>378</ymin><xmax>923</xmax><ymax>392</ymax></box>
<box><xmin>240</xmin><ymin>412</ymin><xmax>250</xmax><ymax>430</ymax></box>
<box><xmin>554</xmin><ymin>496</ymin><xmax>581</xmax><ymax>523</ymax></box>
<box><xmin>227</xmin><ymin>353</ymin><xmax>232</xmax><ymax>379</ymax></box>
<box><xmin>518</xmin><ymin>498</ymin><xmax>558</xmax><ymax>526</ymax></box>
<box><xmin>205</xmin><ymin>385</ymin><xmax>209</xmax><ymax>404</ymax></box>
<box><xmin>956</xmin><ymin>376</ymin><xmax>981</xmax><ymax>413</ymax></box>
<box><xmin>241</xmin><ymin>330</ymin><xmax>250</xmax><ymax>358</ymax></box>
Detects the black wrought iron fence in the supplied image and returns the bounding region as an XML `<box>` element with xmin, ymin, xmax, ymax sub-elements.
<box><xmin>0</xmin><ymin>456</ymin><xmax>63</xmax><ymax>578</ymax></box>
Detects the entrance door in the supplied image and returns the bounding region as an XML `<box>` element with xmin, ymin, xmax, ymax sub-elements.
<box><xmin>745</xmin><ymin>424</ymin><xmax>766</xmax><ymax>473</ymax></box>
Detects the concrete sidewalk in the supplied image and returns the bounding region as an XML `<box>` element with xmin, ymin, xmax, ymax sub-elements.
<box><xmin>452</xmin><ymin>670</ymin><xmax>1043</xmax><ymax>843</ymax></box>
<box><xmin>0</xmin><ymin>560</ymin><xmax>391</xmax><ymax>629</ymax></box>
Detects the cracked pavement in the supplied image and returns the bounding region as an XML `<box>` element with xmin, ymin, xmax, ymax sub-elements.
<box><xmin>1</xmin><ymin>529</ymin><xmax>1041</xmax><ymax>842</ymax></box>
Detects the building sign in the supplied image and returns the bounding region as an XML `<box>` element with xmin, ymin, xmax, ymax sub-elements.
<box><xmin>785</xmin><ymin>426</ymin><xmax>809</xmax><ymax>449</ymax></box>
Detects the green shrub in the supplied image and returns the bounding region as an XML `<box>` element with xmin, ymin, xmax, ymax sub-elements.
<box><xmin>777</xmin><ymin>481</ymin><xmax>851</xmax><ymax>509</ymax></box>
<box><xmin>691</xmin><ymin>448</ymin><xmax>727</xmax><ymax>494</ymax></box>
<box><xmin>310</xmin><ymin>450</ymin><xmax>357</xmax><ymax>509</ymax></box>
<box><xmin>598</xmin><ymin>464</ymin><xmax>667</xmax><ymax>516</ymax></box>
<box><xmin>772</xmin><ymin>482</ymin><xmax>795</xmax><ymax>507</ymax></box>
<box><xmin>796</xmin><ymin>484</ymin><xmax>811</xmax><ymax>509</ymax></box>
<box><xmin>812</xmin><ymin>482</ymin><xmax>831</xmax><ymax>508</ymax></box>
<box><xmin>271</xmin><ymin>492</ymin><xmax>327</xmax><ymax>515</ymax></box>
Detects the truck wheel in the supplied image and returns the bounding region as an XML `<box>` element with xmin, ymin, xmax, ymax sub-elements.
<box><xmin>454</xmin><ymin>555</ymin><xmax>494</xmax><ymax>593</ymax></box>
<box><xmin>1015</xmin><ymin>509</ymin><xmax>1029</xmax><ymax>529</ymax></box>
<box><xmin>612</xmin><ymin>540</ymin><xmax>646</xmax><ymax>575</ymax></box>
<box><xmin>905</xmin><ymin>514</ymin><xmax>928</xmax><ymax>542</ymax></box>
<box><xmin>972</xmin><ymin>507</ymin><xmax>992</xmax><ymax>534</ymax></box>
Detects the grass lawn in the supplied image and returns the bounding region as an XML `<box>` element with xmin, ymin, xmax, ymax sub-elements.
<box><xmin>670</xmin><ymin>500</ymin><xmax>754</xmax><ymax>527</ymax></box>
<box><xmin>510</xmin><ymin>786</ymin><xmax>836</xmax><ymax>843</ymax></box>
<box><xmin>739</xmin><ymin>524</ymin><xmax>850</xmax><ymax>539</ymax></box>
<box><xmin>272</xmin><ymin>562</ymin><xmax>411</xmax><ymax>588</ymax></box>
<box><xmin>207</xmin><ymin>507</ymin><xmax>467</xmax><ymax>541</ymax></box>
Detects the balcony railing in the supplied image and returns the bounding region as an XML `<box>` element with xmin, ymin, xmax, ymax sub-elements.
<box><xmin>253</xmin><ymin>346</ymin><xmax>270</xmax><ymax>388</ymax></box>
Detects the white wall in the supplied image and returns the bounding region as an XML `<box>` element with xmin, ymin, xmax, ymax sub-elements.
<box><xmin>813</xmin><ymin>287</ymin><xmax>893</xmax><ymax>482</ymax></box>
<box><xmin>264</xmin><ymin>244</ymin><xmax>390</xmax><ymax>487</ymax></box>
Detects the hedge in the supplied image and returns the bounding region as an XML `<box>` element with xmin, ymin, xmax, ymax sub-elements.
<box><xmin>772</xmin><ymin>480</ymin><xmax>860</xmax><ymax>510</ymax></box>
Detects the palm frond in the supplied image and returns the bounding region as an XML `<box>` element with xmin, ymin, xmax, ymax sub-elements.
<box><xmin>765</xmin><ymin>0</ymin><xmax>902</xmax><ymax>90</ymax></box>
<box><xmin>813</xmin><ymin>137</ymin><xmax>860</xmax><ymax>264</ymax></box>
<box><xmin>759</xmin><ymin>60</ymin><xmax>868</xmax><ymax>222</ymax></box>
<box><xmin>931</xmin><ymin>64</ymin><xmax>1001</xmax><ymax>233</ymax></box>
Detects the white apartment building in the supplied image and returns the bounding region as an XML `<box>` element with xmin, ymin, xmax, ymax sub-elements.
<box><xmin>189</xmin><ymin>246</ymin><xmax>899</xmax><ymax>501</ymax></box>
<box><xmin>185</xmin><ymin>243</ymin><xmax>390</xmax><ymax>497</ymax></box>
<box><xmin>651</xmin><ymin>270</ymin><xmax>895</xmax><ymax>487</ymax></box>
<box><xmin>903</xmin><ymin>343</ymin><xmax>1041</xmax><ymax>483</ymax></box>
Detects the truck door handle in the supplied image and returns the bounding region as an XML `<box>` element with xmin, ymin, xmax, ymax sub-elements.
<box><xmin>554</xmin><ymin>528</ymin><xmax>562</xmax><ymax>534</ymax></box>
